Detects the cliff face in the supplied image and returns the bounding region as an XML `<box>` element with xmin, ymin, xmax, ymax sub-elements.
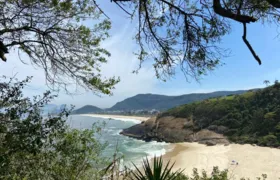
<box><xmin>120</xmin><ymin>116</ymin><xmax>229</xmax><ymax>145</ymax></box>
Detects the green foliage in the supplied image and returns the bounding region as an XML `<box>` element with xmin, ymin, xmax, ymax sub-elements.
<box><xmin>109</xmin><ymin>91</ymin><xmax>246</xmax><ymax>111</ymax></box>
<box><xmin>0</xmin><ymin>77</ymin><xmax>107</xmax><ymax>179</ymax></box>
<box><xmin>0</xmin><ymin>0</ymin><xmax>119</xmax><ymax>94</ymax></box>
<box><xmin>98</xmin><ymin>0</ymin><xmax>280</xmax><ymax>81</ymax></box>
<box><xmin>161</xmin><ymin>82</ymin><xmax>280</xmax><ymax>147</ymax></box>
<box><xmin>190</xmin><ymin>167</ymin><xmax>228</xmax><ymax>180</ymax></box>
<box><xmin>160</xmin><ymin>167</ymin><xmax>267</xmax><ymax>180</ymax></box>
<box><xmin>258</xmin><ymin>134</ymin><xmax>278</xmax><ymax>146</ymax></box>
<box><xmin>131</xmin><ymin>156</ymin><xmax>184</xmax><ymax>180</ymax></box>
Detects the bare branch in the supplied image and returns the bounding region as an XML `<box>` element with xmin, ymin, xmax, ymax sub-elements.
<box><xmin>242</xmin><ymin>22</ymin><xmax>261</xmax><ymax>65</ymax></box>
<box><xmin>266</xmin><ymin>0</ymin><xmax>280</xmax><ymax>8</ymax></box>
<box><xmin>213</xmin><ymin>0</ymin><xmax>257</xmax><ymax>23</ymax></box>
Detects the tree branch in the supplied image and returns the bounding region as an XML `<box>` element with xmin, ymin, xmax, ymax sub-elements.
<box><xmin>93</xmin><ymin>0</ymin><xmax>110</xmax><ymax>19</ymax></box>
<box><xmin>266</xmin><ymin>0</ymin><xmax>280</xmax><ymax>8</ymax></box>
<box><xmin>112</xmin><ymin>0</ymin><xmax>133</xmax><ymax>16</ymax></box>
<box><xmin>142</xmin><ymin>0</ymin><xmax>172</xmax><ymax>66</ymax></box>
<box><xmin>242</xmin><ymin>22</ymin><xmax>261</xmax><ymax>65</ymax></box>
<box><xmin>213</xmin><ymin>0</ymin><xmax>257</xmax><ymax>23</ymax></box>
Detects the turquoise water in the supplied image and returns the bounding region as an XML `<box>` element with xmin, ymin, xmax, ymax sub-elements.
<box><xmin>67</xmin><ymin>115</ymin><xmax>170</xmax><ymax>166</ymax></box>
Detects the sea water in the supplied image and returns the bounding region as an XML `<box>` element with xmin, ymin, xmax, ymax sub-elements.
<box><xmin>67</xmin><ymin>115</ymin><xmax>170</xmax><ymax>166</ymax></box>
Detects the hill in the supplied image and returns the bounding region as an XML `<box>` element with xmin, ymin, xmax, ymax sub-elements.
<box><xmin>109</xmin><ymin>90</ymin><xmax>248</xmax><ymax>111</ymax></box>
<box><xmin>121</xmin><ymin>82</ymin><xmax>280</xmax><ymax>147</ymax></box>
<box><xmin>72</xmin><ymin>105</ymin><xmax>102</xmax><ymax>114</ymax></box>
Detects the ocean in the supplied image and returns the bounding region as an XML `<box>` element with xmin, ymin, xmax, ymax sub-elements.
<box><xmin>67</xmin><ymin>115</ymin><xmax>171</xmax><ymax>166</ymax></box>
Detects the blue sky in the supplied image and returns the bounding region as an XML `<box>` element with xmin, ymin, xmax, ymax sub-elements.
<box><xmin>0</xmin><ymin>2</ymin><xmax>280</xmax><ymax>109</ymax></box>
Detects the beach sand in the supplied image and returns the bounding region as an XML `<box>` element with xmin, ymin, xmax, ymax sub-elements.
<box><xmin>79</xmin><ymin>114</ymin><xmax>150</xmax><ymax>122</ymax></box>
<box><xmin>75</xmin><ymin>114</ymin><xmax>280</xmax><ymax>179</ymax></box>
<box><xmin>163</xmin><ymin>143</ymin><xmax>280</xmax><ymax>179</ymax></box>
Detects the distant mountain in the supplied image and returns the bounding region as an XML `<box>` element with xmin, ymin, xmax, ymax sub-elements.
<box><xmin>108</xmin><ymin>90</ymin><xmax>249</xmax><ymax>111</ymax></box>
<box><xmin>72</xmin><ymin>105</ymin><xmax>102</xmax><ymax>114</ymax></box>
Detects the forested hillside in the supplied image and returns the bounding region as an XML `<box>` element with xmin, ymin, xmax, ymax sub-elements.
<box><xmin>109</xmin><ymin>90</ymin><xmax>247</xmax><ymax>111</ymax></box>
<box><xmin>160</xmin><ymin>81</ymin><xmax>280</xmax><ymax>147</ymax></box>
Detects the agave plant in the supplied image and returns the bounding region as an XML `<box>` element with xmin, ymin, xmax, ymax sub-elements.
<box><xmin>131</xmin><ymin>156</ymin><xmax>184</xmax><ymax>180</ymax></box>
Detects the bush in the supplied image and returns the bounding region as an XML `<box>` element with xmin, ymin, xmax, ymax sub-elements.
<box><xmin>0</xmin><ymin>77</ymin><xmax>107</xmax><ymax>179</ymax></box>
<box><xmin>258</xmin><ymin>134</ymin><xmax>278</xmax><ymax>146</ymax></box>
<box><xmin>131</xmin><ymin>156</ymin><xmax>184</xmax><ymax>180</ymax></box>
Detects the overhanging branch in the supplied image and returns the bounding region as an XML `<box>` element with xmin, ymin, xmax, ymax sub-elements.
<box><xmin>213</xmin><ymin>0</ymin><xmax>257</xmax><ymax>23</ymax></box>
<box><xmin>266</xmin><ymin>0</ymin><xmax>280</xmax><ymax>8</ymax></box>
<box><xmin>242</xmin><ymin>23</ymin><xmax>261</xmax><ymax>65</ymax></box>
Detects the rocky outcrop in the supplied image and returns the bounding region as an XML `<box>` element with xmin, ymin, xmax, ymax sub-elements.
<box><xmin>120</xmin><ymin>116</ymin><xmax>229</xmax><ymax>145</ymax></box>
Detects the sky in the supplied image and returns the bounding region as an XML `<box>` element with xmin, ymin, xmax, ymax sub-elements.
<box><xmin>1</xmin><ymin>1</ymin><xmax>280</xmax><ymax>109</ymax></box>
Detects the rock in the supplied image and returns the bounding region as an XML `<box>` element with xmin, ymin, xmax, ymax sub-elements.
<box><xmin>208</xmin><ymin>125</ymin><xmax>228</xmax><ymax>134</ymax></box>
<box><xmin>205</xmin><ymin>140</ymin><xmax>217</xmax><ymax>146</ymax></box>
<box><xmin>120</xmin><ymin>115</ymin><xmax>229</xmax><ymax>145</ymax></box>
<box><xmin>183</xmin><ymin>120</ymin><xmax>194</xmax><ymax>129</ymax></box>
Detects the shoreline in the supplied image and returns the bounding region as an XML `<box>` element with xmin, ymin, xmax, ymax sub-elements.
<box><xmin>74</xmin><ymin>114</ymin><xmax>151</xmax><ymax>122</ymax></box>
<box><xmin>162</xmin><ymin>142</ymin><xmax>280</xmax><ymax>179</ymax></box>
<box><xmin>71</xmin><ymin>114</ymin><xmax>280</xmax><ymax>179</ymax></box>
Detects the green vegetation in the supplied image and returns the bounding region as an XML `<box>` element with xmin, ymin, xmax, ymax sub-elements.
<box><xmin>0</xmin><ymin>77</ymin><xmax>108</xmax><ymax>179</ymax></box>
<box><xmin>71</xmin><ymin>91</ymin><xmax>247</xmax><ymax>113</ymax></box>
<box><xmin>131</xmin><ymin>156</ymin><xmax>183</xmax><ymax>180</ymax></box>
<box><xmin>2</xmin><ymin>1</ymin><xmax>280</xmax><ymax>90</ymax></box>
<box><xmin>0</xmin><ymin>0</ymin><xmax>119</xmax><ymax>94</ymax></box>
<box><xmin>108</xmin><ymin>91</ymin><xmax>247</xmax><ymax>111</ymax></box>
<box><xmin>161</xmin><ymin>81</ymin><xmax>280</xmax><ymax>147</ymax></box>
<box><xmin>107</xmin><ymin>1</ymin><xmax>279</xmax><ymax>80</ymax></box>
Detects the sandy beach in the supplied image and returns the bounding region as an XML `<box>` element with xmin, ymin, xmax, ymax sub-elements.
<box><xmin>163</xmin><ymin>143</ymin><xmax>280</xmax><ymax>179</ymax></box>
<box><xmin>79</xmin><ymin>114</ymin><xmax>150</xmax><ymax>122</ymax></box>
<box><xmin>74</xmin><ymin>114</ymin><xmax>280</xmax><ymax>179</ymax></box>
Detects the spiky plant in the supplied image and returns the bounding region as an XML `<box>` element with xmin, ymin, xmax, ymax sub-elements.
<box><xmin>131</xmin><ymin>156</ymin><xmax>184</xmax><ymax>180</ymax></box>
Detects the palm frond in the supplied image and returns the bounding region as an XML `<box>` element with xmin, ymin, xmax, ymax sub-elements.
<box><xmin>130</xmin><ymin>156</ymin><xmax>184</xmax><ymax>180</ymax></box>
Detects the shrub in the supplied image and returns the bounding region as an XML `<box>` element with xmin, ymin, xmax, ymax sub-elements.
<box><xmin>0</xmin><ymin>77</ymin><xmax>107</xmax><ymax>179</ymax></box>
<box><xmin>131</xmin><ymin>156</ymin><xmax>184</xmax><ymax>180</ymax></box>
<box><xmin>258</xmin><ymin>134</ymin><xmax>278</xmax><ymax>146</ymax></box>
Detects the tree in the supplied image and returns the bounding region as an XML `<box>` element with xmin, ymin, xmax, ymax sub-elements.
<box><xmin>0</xmin><ymin>76</ymin><xmax>108</xmax><ymax>179</ymax></box>
<box><xmin>107</xmin><ymin>0</ymin><xmax>280</xmax><ymax>80</ymax></box>
<box><xmin>264</xmin><ymin>80</ymin><xmax>270</xmax><ymax>87</ymax></box>
<box><xmin>0</xmin><ymin>0</ymin><xmax>119</xmax><ymax>94</ymax></box>
<box><xmin>2</xmin><ymin>1</ymin><xmax>279</xmax><ymax>92</ymax></box>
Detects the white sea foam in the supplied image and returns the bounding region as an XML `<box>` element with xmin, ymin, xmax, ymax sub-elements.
<box><xmin>70</xmin><ymin>114</ymin><xmax>172</xmax><ymax>169</ymax></box>
<box><xmin>107</xmin><ymin>117</ymin><xmax>141</xmax><ymax>124</ymax></box>
<box><xmin>124</xmin><ymin>141</ymin><xmax>172</xmax><ymax>169</ymax></box>
<box><xmin>144</xmin><ymin>141</ymin><xmax>171</xmax><ymax>159</ymax></box>
<box><xmin>127</xmin><ymin>140</ymin><xmax>170</xmax><ymax>159</ymax></box>
<box><xmin>112</xmin><ymin>129</ymin><xmax>122</xmax><ymax>136</ymax></box>
<box><xmin>80</xmin><ymin>114</ymin><xmax>142</xmax><ymax>124</ymax></box>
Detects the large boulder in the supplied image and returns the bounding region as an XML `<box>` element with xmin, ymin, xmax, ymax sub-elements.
<box><xmin>121</xmin><ymin>116</ymin><xmax>229</xmax><ymax>145</ymax></box>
